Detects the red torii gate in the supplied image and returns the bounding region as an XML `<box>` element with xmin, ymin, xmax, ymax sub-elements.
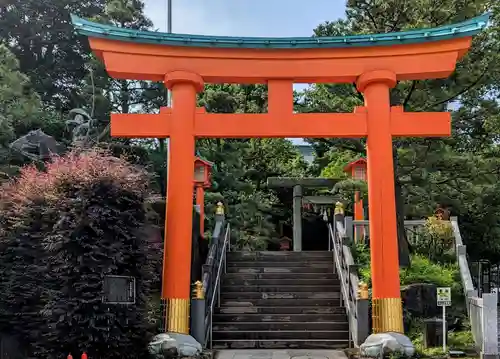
<box><xmin>71</xmin><ymin>14</ymin><xmax>488</xmax><ymax>336</ymax></box>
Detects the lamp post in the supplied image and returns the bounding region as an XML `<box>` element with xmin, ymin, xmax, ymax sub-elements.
<box><xmin>194</xmin><ymin>157</ymin><xmax>213</xmax><ymax>236</ymax></box>
<box><xmin>344</xmin><ymin>158</ymin><xmax>367</xmax><ymax>243</ymax></box>
<box><xmin>167</xmin><ymin>0</ymin><xmax>172</xmax><ymax>33</ymax></box>
<box><xmin>166</xmin><ymin>0</ymin><xmax>172</xmax><ymax>106</ymax></box>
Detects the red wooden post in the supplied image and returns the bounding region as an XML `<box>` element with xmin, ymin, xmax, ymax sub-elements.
<box><xmin>194</xmin><ymin>157</ymin><xmax>213</xmax><ymax>237</ymax></box>
<box><xmin>81</xmin><ymin>353</ymin><xmax>88</xmax><ymax>359</ymax></box>
<box><xmin>344</xmin><ymin>158</ymin><xmax>367</xmax><ymax>243</ymax></box>
<box><xmin>67</xmin><ymin>355</ymin><xmax>73</xmax><ymax>359</ymax></box>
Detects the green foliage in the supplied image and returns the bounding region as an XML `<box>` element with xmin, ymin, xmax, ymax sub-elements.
<box><xmin>0</xmin><ymin>44</ymin><xmax>63</xmax><ymax>184</ymax></box>
<box><xmin>0</xmin><ymin>149</ymin><xmax>157</xmax><ymax>359</ymax></box>
<box><xmin>78</xmin><ymin>0</ymin><xmax>157</xmax><ymax>129</ymax></box>
<box><xmin>400</xmin><ymin>255</ymin><xmax>458</xmax><ymax>288</ymax></box>
<box><xmin>351</xmin><ymin>242</ymin><xmax>371</xmax><ymax>268</ymax></box>
<box><xmin>0</xmin><ymin>44</ymin><xmax>42</xmax><ymax>146</ymax></box>
<box><xmin>102</xmin><ymin>0</ymin><xmax>152</xmax><ymax>29</ymax></box>
<box><xmin>409</xmin><ymin>217</ymin><xmax>456</xmax><ymax>262</ymax></box>
<box><xmin>354</xmin><ymin>242</ymin><xmax>458</xmax><ymax>290</ymax></box>
<box><xmin>0</xmin><ymin>0</ymin><xmax>106</xmax><ymax>110</ymax></box>
<box><xmin>197</xmin><ymin>84</ymin><xmax>308</xmax><ymax>249</ymax></box>
<box><xmin>319</xmin><ymin>150</ymin><xmax>358</xmax><ymax>179</ymax></box>
<box><xmin>412</xmin><ymin>328</ymin><xmax>475</xmax><ymax>354</ymax></box>
<box><xmin>304</xmin><ymin>0</ymin><xmax>500</xmax><ymax>262</ymax></box>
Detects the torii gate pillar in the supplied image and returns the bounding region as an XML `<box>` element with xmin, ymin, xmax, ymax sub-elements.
<box><xmin>162</xmin><ymin>71</ymin><xmax>204</xmax><ymax>334</ymax></box>
<box><xmin>357</xmin><ymin>70</ymin><xmax>402</xmax><ymax>332</ymax></box>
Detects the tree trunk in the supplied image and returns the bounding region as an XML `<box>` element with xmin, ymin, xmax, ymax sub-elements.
<box><xmin>158</xmin><ymin>139</ymin><xmax>166</xmax><ymax>196</ymax></box>
<box><xmin>393</xmin><ymin>145</ymin><xmax>411</xmax><ymax>267</ymax></box>
<box><xmin>120</xmin><ymin>80</ymin><xmax>130</xmax><ymax>114</ymax></box>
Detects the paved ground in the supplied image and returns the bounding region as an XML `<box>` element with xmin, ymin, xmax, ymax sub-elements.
<box><xmin>215</xmin><ymin>349</ymin><xmax>348</xmax><ymax>359</ymax></box>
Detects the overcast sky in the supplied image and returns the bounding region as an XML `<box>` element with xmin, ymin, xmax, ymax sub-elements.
<box><xmin>143</xmin><ymin>0</ymin><xmax>345</xmax><ymax>36</ymax></box>
<box><xmin>142</xmin><ymin>0</ymin><xmax>347</xmax><ymax>146</ymax></box>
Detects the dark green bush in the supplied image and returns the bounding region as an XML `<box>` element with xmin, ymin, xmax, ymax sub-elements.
<box><xmin>0</xmin><ymin>149</ymin><xmax>157</xmax><ymax>359</ymax></box>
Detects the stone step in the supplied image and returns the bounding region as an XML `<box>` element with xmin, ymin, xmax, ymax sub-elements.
<box><xmin>226</xmin><ymin>251</ymin><xmax>333</xmax><ymax>261</ymax></box>
<box><xmin>212</xmin><ymin>321</ymin><xmax>349</xmax><ymax>331</ymax></box>
<box><xmin>222</xmin><ymin>285</ymin><xmax>341</xmax><ymax>293</ymax></box>
<box><xmin>212</xmin><ymin>330</ymin><xmax>349</xmax><ymax>340</ymax></box>
<box><xmin>226</xmin><ymin>267</ymin><xmax>333</xmax><ymax>274</ymax></box>
<box><xmin>225</xmin><ymin>259</ymin><xmax>335</xmax><ymax>265</ymax></box>
<box><xmin>226</xmin><ymin>259</ymin><xmax>334</xmax><ymax>265</ymax></box>
<box><xmin>223</xmin><ymin>278</ymin><xmax>340</xmax><ymax>286</ymax></box>
<box><xmin>216</xmin><ymin>306</ymin><xmax>346</xmax><ymax>315</ymax></box>
<box><xmin>226</xmin><ymin>261</ymin><xmax>334</xmax><ymax>268</ymax></box>
<box><xmin>223</xmin><ymin>273</ymin><xmax>339</xmax><ymax>280</ymax></box>
<box><xmin>220</xmin><ymin>298</ymin><xmax>340</xmax><ymax>307</ymax></box>
<box><xmin>221</xmin><ymin>292</ymin><xmax>341</xmax><ymax>300</ymax></box>
<box><xmin>211</xmin><ymin>339</ymin><xmax>350</xmax><ymax>350</ymax></box>
<box><xmin>213</xmin><ymin>313</ymin><xmax>347</xmax><ymax>322</ymax></box>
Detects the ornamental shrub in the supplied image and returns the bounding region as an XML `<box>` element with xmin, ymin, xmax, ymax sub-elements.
<box><xmin>0</xmin><ymin>149</ymin><xmax>157</xmax><ymax>359</ymax></box>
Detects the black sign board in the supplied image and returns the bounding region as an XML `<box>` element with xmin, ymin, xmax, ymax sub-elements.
<box><xmin>102</xmin><ymin>275</ymin><xmax>136</xmax><ymax>305</ymax></box>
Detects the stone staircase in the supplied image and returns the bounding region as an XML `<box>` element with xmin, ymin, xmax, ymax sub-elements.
<box><xmin>497</xmin><ymin>310</ymin><xmax>500</xmax><ymax>351</ymax></box>
<box><xmin>211</xmin><ymin>251</ymin><xmax>350</xmax><ymax>349</ymax></box>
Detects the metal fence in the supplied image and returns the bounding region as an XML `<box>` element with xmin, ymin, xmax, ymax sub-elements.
<box><xmin>344</xmin><ymin>216</ymin><xmax>499</xmax><ymax>358</ymax></box>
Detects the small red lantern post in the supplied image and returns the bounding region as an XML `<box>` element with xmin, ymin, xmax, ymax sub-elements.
<box><xmin>344</xmin><ymin>158</ymin><xmax>367</xmax><ymax>243</ymax></box>
<box><xmin>194</xmin><ymin>157</ymin><xmax>213</xmax><ymax>236</ymax></box>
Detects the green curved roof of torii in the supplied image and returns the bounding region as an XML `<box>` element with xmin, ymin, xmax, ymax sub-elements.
<box><xmin>71</xmin><ymin>13</ymin><xmax>489</xmax><ymax>49</ymax></box>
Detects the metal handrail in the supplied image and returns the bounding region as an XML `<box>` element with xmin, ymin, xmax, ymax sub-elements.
<box><xmin>202</xmin><ymin>218</ymin><xmax>225</xmax><ymax>301</ymax></box>
<box><xmin>328</xmin><ymin>221</ymin><xmax>354</xmax><ymax>348</ymax></box>
<box><xmin>328</xmin><ymin>223</ymin><xmax>349</xmax><ymax>306</ymax></box>
<box><xmin>205</xmin><ymin>224</ymin><xmax>230</xmax><ymax>349</ymax></box>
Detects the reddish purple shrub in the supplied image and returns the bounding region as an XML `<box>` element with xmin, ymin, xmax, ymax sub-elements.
<box><xmin>0</xmin><ymin>149</ymin><xmax>157</xmax><ymax>359</ymax></box>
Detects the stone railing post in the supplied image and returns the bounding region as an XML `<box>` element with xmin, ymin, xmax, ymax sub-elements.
<box><xmin>190</xmin><ymin>280</ymin><xmax>206</xmax><ymax>345</ymax></box>
<box><xmin>357</xmin><ymin>282</ymin><xmax>370</xmax><ymax>346</ymax></box>
<box><xmin>481</xmin><ymin>293</ymin><xmax>498</xmax><ymax>359</ymax></box>
<box><xmin>202</xmin><ymin>202</ymin><xmax>226</xmax><ymax>315</ymax></box>
<box><xmin>213</xmin><ymin>202</ymin><xmax>225</xmax><ymax>247</ymax></box>
<box><xmin>345</xmin><ymin>216</ymin><xmax>354</xmax><ymax>242</ymax></box>
<box><xmin>292</xmin><ymin>185</ymin><xmax>303</xmax><ymax>252</ymax></box>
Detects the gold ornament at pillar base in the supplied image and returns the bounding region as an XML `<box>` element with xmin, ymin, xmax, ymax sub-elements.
<box><xmin>192</xmin><ymin>281</ymin><xmax>205</xmax><ymax>299</ymax></box>
<box><xmin>334</xmin><ymin>202</ymin><xmax>344</xmax><ymax>215</ymax></box>
<box><xmin>372</xmin><ymin>297</ymin><xmax>404</xmax><ymax>334</ymax></box>
<box><xmin>216</xmin><ymin>202</ymin><xmax>225</xmax><ymax>215</ymax></box>
<box><xmin>166</xmin><ymin>298</ymin><xmax>190</xmax><ymax>334</ymax></box>
<box><xmin>358</xmin><ymin>282</ymin><xmax>369</xmax><ymax>299</ymax></box>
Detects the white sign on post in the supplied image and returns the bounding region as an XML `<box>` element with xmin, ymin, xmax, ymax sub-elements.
<box><xmin>437</xmin><ymin>287</ymin><xmax>452</xmax><ymax>306</ymax></box>
<box><xmin>436</xmin><ymin>287</ymin><xmax>451</xmax><ymax>352</ymax></box>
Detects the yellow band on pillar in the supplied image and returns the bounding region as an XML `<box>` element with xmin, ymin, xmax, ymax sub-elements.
<box><xmin>372</xmin><ymin>297</ymin><xmax>404</xmax><ymax>334</ymax></box>
<box><xmin>166</xmin><ymin>298</ymin><xmax>190</xmax><ymax>334</ymax></box>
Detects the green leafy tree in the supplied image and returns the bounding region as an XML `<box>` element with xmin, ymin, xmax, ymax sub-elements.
<box><xmin>75</xmin><ymin>0</ymin><xmax>173</xmax><ymax>196</ymax></box>
<box><xmin>78</xmin><ymin>0</ymin><xmax>154</xmax><ymax>127</ymax></box>
<box><xmin>302</xmin><ymin>0</ymin><xmax>500</xmax><ymax>262</ymax></box>
<box><xmin>0</xmin><ymin>44</ymin><xmax>42</xmax><ymax>146</ymax></box>
<box><xmin>0</xmin><ymin>44</ymin><xmax>65</xmax><ymax>182</ymax></box>
<box><xmin>0</xmin><ymin>0</ymin><xmax>106</xmax><ymax>110</ymax></box>
<box><xmin>198</xmin><ymin>84</ymin><xmax>308</xmax><ymax>248</ymax></box>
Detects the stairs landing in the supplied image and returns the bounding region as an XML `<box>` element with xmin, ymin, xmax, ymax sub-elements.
<box><xmin>214</xmin><ymin>349</ymin><xmax>348</xmax><ymax>359</ymax></box>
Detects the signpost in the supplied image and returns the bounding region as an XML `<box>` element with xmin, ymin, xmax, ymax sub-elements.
<box><xmin>437</xmin><ymin>287</ymin><xmax>451</xmax><ymax>352</ymax></box>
